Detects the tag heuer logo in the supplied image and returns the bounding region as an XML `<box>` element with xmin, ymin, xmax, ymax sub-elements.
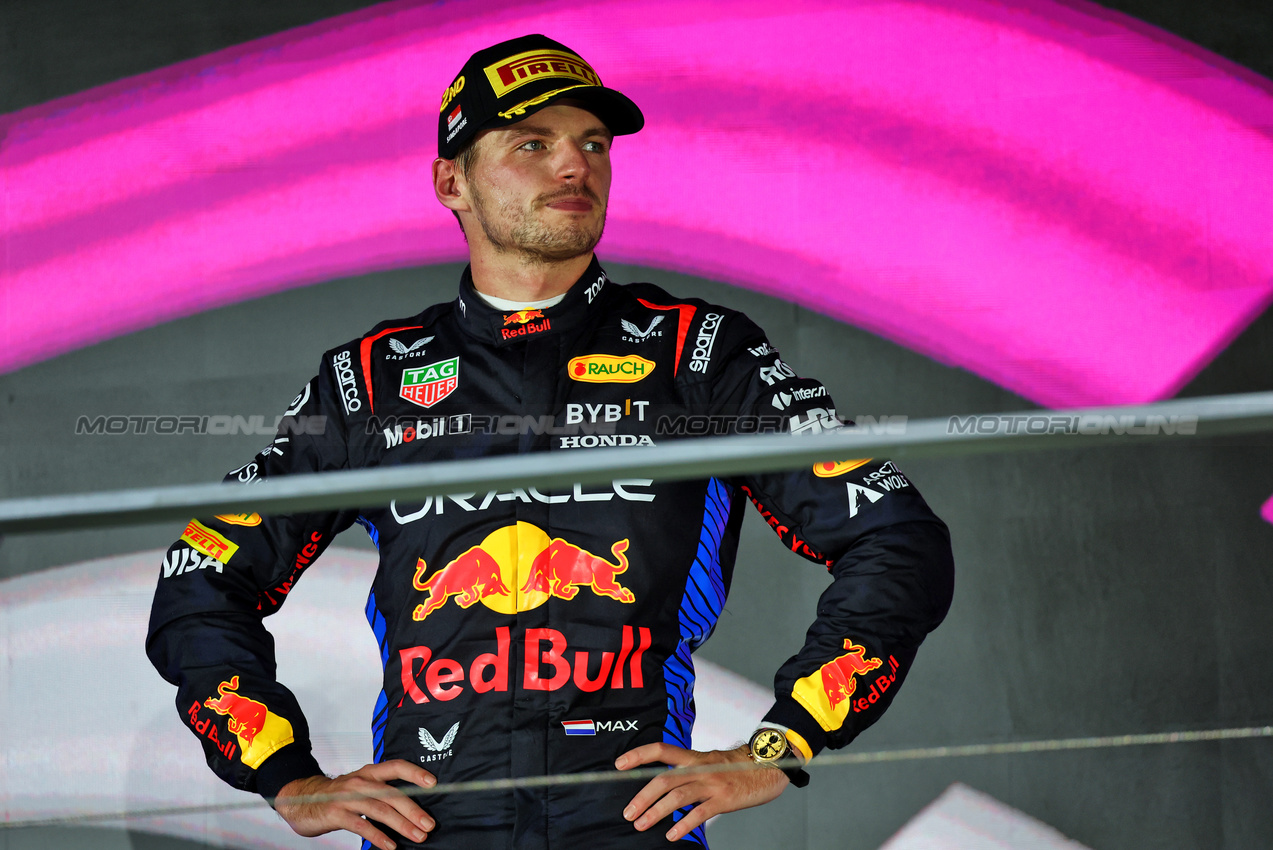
<box><xmin>401</xmin><ymin>356</ymin><xmax>459</xmax><ymax>408</ymax></box>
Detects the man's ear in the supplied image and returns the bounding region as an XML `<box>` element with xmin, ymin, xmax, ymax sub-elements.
<box><xmin>433</xmin><ymin>158</ymin><xmax>470</xmax><ymax>213</ymax></box>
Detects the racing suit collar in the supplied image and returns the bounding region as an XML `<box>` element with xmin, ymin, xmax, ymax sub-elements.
<box><xmin>455</xmin><ymin>256</ymin><xmax>610</xmax><ymax>346</ymax></box>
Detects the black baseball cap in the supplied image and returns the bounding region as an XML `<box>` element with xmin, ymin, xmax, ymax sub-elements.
<box><xmin>437</xmin><ymin>34</ymin><xmax>644</xmax><ymax>160</ymax></box>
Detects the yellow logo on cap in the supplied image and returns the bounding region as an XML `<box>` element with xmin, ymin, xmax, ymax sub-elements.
<box><xmin>440</xmin><ymin>76</ymin><xmax>466</xmax><ymax>113</ymax></box>
<box><xmin>499</xmin><ymin>85</ymin><xmax>588</xmax><ymax>121</ymax></box>
<box><xmin>485</xmin><ymin>49</ymin><xmax>601</xmax><ymax>98</ymax></box>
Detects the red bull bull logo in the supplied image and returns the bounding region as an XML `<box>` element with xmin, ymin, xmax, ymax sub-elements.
<box><xmin>790</xmin><ymin>638</ymin><xmax>886</xmax><ymax>730</ymax></box>
<box><xmin>503</xmin><ymin>309</ymin><xmax>546</xmax><ymax>325</ymax></box>
<box><xmin>202</xmin><ymin>675</ymin><xmax>296</xmax><ymax>769</ymax></box>
<box><xmin>819</xmin><ymin>639</ymin><xmax>883</xmax><ymax>709</ymax></box>
<box><xmin>411</xmin><ymin>522</ymin><xmax>635</xmax><ymax>622</ymax></box>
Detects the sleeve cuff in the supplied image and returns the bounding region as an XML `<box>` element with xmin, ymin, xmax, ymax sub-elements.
<box><xmin>255</xmin><ymin>744</ymin><xmax>323</xmax><ymax>803</ymax></box>
<box><xmin>763</xmin><ymin>697</ymin><xmax>829</xmax><ymax>759</ymax></box>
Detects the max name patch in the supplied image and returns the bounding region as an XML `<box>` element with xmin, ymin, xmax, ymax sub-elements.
<box><xmin>181</xmin><ymin>519</ymin><xmax>239</xmax><ymax>563</ymax></box>
<box><xmin>568</xmin><ymin>355</ymin><xmax>654</xmax><ymax>383</ymax></box>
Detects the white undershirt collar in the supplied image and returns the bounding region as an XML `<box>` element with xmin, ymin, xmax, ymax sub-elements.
<box><xmin>474</xmin><ymin>291</ymin><xmax>566</xmax><ymax>311</ymax></box>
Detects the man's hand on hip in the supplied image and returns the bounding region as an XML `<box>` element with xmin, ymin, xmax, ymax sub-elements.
<box><xmin>274</xmin><ymin>760</ymin><xmax>437</xmax><ymax>850</ymax></box>
<box><xmin>615</xmin><ymin>743</ymin><xmax>788</xmax><ymax>841</ymax></box>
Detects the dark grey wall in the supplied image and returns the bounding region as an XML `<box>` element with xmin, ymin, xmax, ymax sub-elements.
<box><xmin>4</xmin><ymin>261</ymin><xmax>1273</xmax><ymax>850</ymax></box>
<box><xmin>4</xmin><ymin>2</ymin><xmax>1273</xmax><ymax>849</ymax></box>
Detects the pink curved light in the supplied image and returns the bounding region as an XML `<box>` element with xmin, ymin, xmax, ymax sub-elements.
<box><xmin>3</xmin><ymin>0</ymin><xmax>1273</xmax><ymax>407</ymax></box>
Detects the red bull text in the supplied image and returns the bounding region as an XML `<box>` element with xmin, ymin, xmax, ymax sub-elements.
<box><xmin>849</xmin><ymin>654</ymin><xmax>902</xmax><ymax>714</ymax></box>
<box><xmin>501</xmin><ymin>309</ymin><xmax>550</xmax><ymax>340</ymax></box>
<box><xmin>398</xmin><ymin>625</ymin><xmax>653</xmax><ymax>703</ymax></box>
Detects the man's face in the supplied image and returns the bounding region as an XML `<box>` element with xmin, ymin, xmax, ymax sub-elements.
<box><xmin>462</xmin><ymin>104</ymin><xmax>613</xmax><ymax>264</ymax></box>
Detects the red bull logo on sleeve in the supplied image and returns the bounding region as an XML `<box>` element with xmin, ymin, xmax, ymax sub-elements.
<box><xmin>790</xmin><ymin>639</ymin><xmax>885</xmax><ymax>731</ymax></box>
<box><xmin>411</xmin><ymin>522</ymin><xmax>635</xmax><ymax>622</ymax></box>
<box><xmin>202</xmin><ymin>675</ymin><xmax>295</xmax><ymax>769</ymax></box>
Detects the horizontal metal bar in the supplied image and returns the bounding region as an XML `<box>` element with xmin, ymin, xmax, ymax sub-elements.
<box><xmin>1</xmin><ymin>392</ymin><xmax>1270</xmax><ymax>534</ymax></box>
<box><xmin>3</xmin><ymin>724</ymin><xmax>1269</xmax><ymax>829</ymax></box>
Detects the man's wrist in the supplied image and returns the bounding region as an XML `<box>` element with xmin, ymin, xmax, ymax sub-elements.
<box><xmin>256</xmin><ymin>745</ymin><xmax>324</xmax><ymax>804</ymax></box>
<box><xmin>746</xmin><ymin>725</ymin><xmax>811</xmax><ymax>788</ymax></box>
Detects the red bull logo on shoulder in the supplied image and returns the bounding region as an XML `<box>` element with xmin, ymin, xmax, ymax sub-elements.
<box><xmin>411</xmin><ymin>522</ymin><xmax>635</xmax><ymax>622</ymax></box>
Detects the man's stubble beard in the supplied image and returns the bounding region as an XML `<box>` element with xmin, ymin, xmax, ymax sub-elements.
<box><xmin>469</xmin><ymin>183</ymin><xmax>607</xmax><ymax>266</ymax></box>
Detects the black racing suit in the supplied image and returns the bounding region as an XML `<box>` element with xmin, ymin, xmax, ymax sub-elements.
<box><xmin>147</xmin><ymin>257</ymin><xmax>954</xmax><ymax>849</ymax></box>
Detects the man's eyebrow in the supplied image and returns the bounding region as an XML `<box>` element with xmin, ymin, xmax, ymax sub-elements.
<box><xmin>503</xmin><ymin>125</ymin><xmax>615</xmax><ymax>142</ymax></box>
<box><xmin>504</xmin><ymin>125</ymin><xmax>554</xmax><ymax>140</ymax></box>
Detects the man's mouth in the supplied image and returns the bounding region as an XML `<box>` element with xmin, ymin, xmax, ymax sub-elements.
<box><xmin>545</xmin><ymin>198</ymin><xmax>594</xmax><ymax>213</ymax></box>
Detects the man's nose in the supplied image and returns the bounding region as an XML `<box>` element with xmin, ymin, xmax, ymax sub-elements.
<box><xmin>553</xmin><ymin>140</ymin><xmax>591</xmax><ymax>181</ymax></box>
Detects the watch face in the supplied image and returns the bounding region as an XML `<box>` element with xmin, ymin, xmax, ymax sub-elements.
<box><xmin>751</xmin><ymin>729</ymin><xmax>788</xmax><ymax>762</ymax></box>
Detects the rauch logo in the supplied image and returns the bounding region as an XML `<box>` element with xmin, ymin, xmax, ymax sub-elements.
<box><xmin>568</xmin><ymin>355</ymin><xmax>655</xmax><ymax>384</ymax></box>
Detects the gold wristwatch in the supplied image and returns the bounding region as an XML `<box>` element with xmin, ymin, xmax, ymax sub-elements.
<box><xmin>747</xmin><ymin>727</ymin><xmax>810</xmax><ymax>787</ymax></box>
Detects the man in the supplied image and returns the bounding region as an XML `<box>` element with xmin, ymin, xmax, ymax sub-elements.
<box><xmin>147</xmin><ymin>35</ymin><xmax>954</xmax><ymax>850</ymax></box>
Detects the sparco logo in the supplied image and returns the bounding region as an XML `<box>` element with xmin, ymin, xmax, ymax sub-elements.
<box><xmin>332</xmin><ymin>350</ymin><xmax>361</xmax><ymax>413</ymax></box>
<box><xmin>688</xmin><ymin>313</ymin><xmax>723</xmax><ymax>373</ymax></box>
